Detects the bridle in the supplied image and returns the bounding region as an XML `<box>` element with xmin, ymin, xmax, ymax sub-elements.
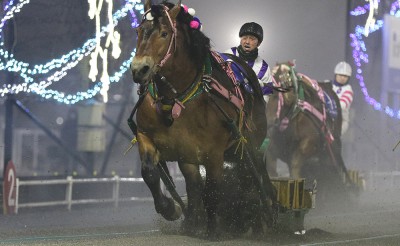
<box><xmin>135</xmin><ymin>4</ymin><xmax>204</xmax><ymax>123</ymax></box>
<box><xmin>141</xmin><ymin>5</ymin><xmax>177</xmax><ymax>69</ymax></box>
<box><xmin>268</xmin><ymin>65</ymin><xmax>297</xmax><ymax>132</ymax></box>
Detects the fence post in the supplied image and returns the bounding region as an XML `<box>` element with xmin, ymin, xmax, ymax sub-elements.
<box><xmin>113</xmin><ymin>175</ymin><xmax>120</xmax><ymax>208</ymax></box>
<box><xmin>66</xmin><ymin>176</ymin><xmax>73</xmax><ymax>211</ymax></box>
<box><xmin>368</xmin><ymin>171</ymin><xmax>373</xmax><ymax>191</ymax></box>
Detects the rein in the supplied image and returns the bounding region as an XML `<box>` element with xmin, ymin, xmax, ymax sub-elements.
<box><xmin>271</xmin><ymin>75</ymin><xmax>298</xmax><ymax>128</ymax></box>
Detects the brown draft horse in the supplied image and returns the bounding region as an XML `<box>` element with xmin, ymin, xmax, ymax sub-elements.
<box><xmin>265</xmin><ymin>63</ymin><xmax>355</xmax><ymax>197</ymax></box>
<box><xmin>130</xmin><ymin>0</ymin><xmax>276</xmax><ymax>238</ymax></box>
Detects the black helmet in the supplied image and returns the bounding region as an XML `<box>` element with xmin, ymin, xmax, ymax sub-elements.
<box><xmin>239</xmin><ymin>22</ymin><xmax>263</xmax><ymax>44</ymax></box>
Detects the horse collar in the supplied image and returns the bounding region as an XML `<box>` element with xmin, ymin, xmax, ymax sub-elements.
<box><xmin>146</xmin><ymin>53</ymin><xmax>212</xmax><ymax>127</ymax></box>
<box><xmin>148</xmin><ymin>70</ymin><xmax>205</xmax><ymax>126</ymax></box>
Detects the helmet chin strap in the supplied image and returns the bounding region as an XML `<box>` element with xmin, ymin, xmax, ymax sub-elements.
<box><xmin>333</xmin><ymin>79</ymin><xmax>349</xmax><ymax>87</ymax></box>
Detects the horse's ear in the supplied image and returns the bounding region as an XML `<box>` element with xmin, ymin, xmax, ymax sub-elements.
<box><xmin>169</xmin><ymin>4</ymin><xmax>181</xmax><ymax>20</ymax></box>
<box><xmin>145</xmin><ymin>0</ymin><xmax>152</xmax><ymax>12</ymax></box>
<box><xmin>272</xmin><ymin>65</ymin><xmax>279</xmax><ymax>75</ymax></box>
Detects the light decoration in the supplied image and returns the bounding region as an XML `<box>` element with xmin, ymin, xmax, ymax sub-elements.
<box><xmin>0</xmin><ymin>0</ymin><xmax>30</xmax><ymax>39</ymax></box>
<box><xmin>88</xmin><ymin>0</ymin><xmax>122</xmax><ymax>103</ymax></box>
<box><xmin>364</xmin><ymin>0</ymin><xmax>379</xmax><ymax>37</ymax></box>
<box><xmin>0</xmin><ymin>0</ymin><xmax>144</xmax><ymax>104</ymax></box>
<box><xmin>350</xmin><ymin>1</ymin><xmax>400</xmax><ymax>119</ymax></box>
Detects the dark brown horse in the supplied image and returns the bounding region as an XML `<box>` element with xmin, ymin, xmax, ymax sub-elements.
<box><xmin>265</xmin><ymin>63</ymin><xmax>352</xmax><ymax>194</ymax></box>
<box><xmin>130</xmin><ymin>0</ymin><xmax>276</xmax><ymax>238</ymax></box>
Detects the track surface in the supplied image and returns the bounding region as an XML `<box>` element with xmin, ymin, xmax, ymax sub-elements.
<box><xmin>1</xmin><ymin>191</ymin><xmax>400</xmax><ymax>245</ymax></box>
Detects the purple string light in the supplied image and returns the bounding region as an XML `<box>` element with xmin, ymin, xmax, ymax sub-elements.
<box><xmin>350</xmin><ymin>1</ymin><xmax>400</xmax><ymax>119</ymax></box>
<box><xmin>126</xmin><ymin>0</ymin><xmax>140</xmax><ymax>28</ymax></box>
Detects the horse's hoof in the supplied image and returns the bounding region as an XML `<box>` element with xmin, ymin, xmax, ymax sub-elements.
<box><xmin>206</xmin><ymin>230</ymin><xmax>220</xmax><ymax>241</ymax></box>
<box><xmin>170</xmin><ymin>200</ymin><xmax>183</xmax><ymax>220</ymax></box>
<box><xmin>181</xmin><ymin>216</ymin><xmax>207</xmax><ymax>237</ymax></box>
<box><xmin>162</xmin><ymin>199</ymin><xmax>182</xmax><ymax>221</ymax></box>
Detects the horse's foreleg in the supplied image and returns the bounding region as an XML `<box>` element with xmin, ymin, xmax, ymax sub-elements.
<box><xmin>290</xmin><ymin>154</ymin><xmax>305</xmax><ymax>179</ymax></box>
<box><xmin>290</xmin><ymin>140</ymin><xmax>316</xmax><ymax>178</ymax></box>
<box><xmin>138</xmin><ymin>133</ymin><xmax>182</xmax><ymax>221</ymax></box>
<box><xmin>203</xmin><ymin>158</ymin><xmax>224</xmax><ymax>239</ymax></box>
<box><xmin>265</xmin><ymin>147</ymin><xmax>278</xmax><ymax>177</ymax></box>
<box><xmin>178</xmin><ymin>162</ymin><xmax>205</xmax><ymax>233</ymax></box>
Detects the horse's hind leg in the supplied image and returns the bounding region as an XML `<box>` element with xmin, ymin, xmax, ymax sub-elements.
<box><xmin>138</xmin><ymin>133</ymin><xmax>182</xmax><ymax>221</ymax></box>
<box><xmin>255</xmin><ymin>150</ymin><xmax>278</xmax><ymax>229</ymax></box>
<box><xmin>178</xmin><ymin>162</ymin><xmax>205</xmax><ymax>234</ymax></box>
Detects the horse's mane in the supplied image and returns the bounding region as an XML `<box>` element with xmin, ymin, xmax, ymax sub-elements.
<box><xmin>153</xmin><ymin>1</ymin><xmax>211</xmax><ymax>70</ymax></box>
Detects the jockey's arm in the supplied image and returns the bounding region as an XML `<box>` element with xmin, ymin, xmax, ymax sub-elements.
<box><xmin>259</xmin><ymin>66</ymin><xmax>273</xmax><ymax>92</ymax></box>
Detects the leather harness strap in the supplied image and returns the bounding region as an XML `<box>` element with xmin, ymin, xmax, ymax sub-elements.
<box><xmin>203</xmin><ymin>75</ymin><xmax>244</xmax><ymax>110</ymax></box>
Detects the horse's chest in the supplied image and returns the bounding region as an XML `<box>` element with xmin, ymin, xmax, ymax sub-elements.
<box><xmin>137</xmin><ymin>105</ymin><xmax>174</xmax><ymax>142</ymax></box>
<box><xmin>136</xmin><ymin>98</ymin><xmax>204</xmax><ymax>159</ymax></box>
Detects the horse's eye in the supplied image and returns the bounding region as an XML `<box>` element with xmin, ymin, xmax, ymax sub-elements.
<box><xmin>161</xmin><ymin>32</ymin><xmax>168</xmax><ymax>38</ymax></box>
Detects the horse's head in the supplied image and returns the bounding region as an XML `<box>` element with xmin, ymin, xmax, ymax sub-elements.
<box><xmin>131</xmin><ymin>0</ymin><xmax>181</xmax><ymax>84</ymax></box>
<box><xmin>271</xmin><ymin>62</ymin><xmax>296</xmax><ymax>89</ymax></box>
<box><xmin>266</xmin><ymin>61</ymin><xmax>298</xmax><ymax>131</ymax></box>
<box><xmin>131</xmin><ymin>0</ymin><xmax>209</xmax><ymax>86</ymax></box>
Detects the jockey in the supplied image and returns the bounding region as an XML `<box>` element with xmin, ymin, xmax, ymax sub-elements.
<box><xmin>225</xmin><ymin>22</ymin><xmax>273</xmax><ymax>103</ymax></box>
<box><xmin>332</xmin><ymin>61</ymin><xmax>354</xmax><ymax>136</ymax></box>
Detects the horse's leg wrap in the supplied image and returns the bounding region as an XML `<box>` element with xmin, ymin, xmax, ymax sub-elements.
<box><xmin>142</xmin><ymin>164</ymin><xmax>182</xmax><ymax>221</ymax></box>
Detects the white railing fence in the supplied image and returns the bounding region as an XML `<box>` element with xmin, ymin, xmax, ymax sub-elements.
<box><xmin>12</xmin><ymin>171</ymin><xmax>400</xmax><ymax>214</ymax></box>
<box><xmin>14</xmin><ymin>176</ymin><xmax>153</xmax><ymax>214</ymax></box>
<box><xmin>365</xmin><ymin>171</ymin><xmax>400</xmax><ymax>191</ymax></box>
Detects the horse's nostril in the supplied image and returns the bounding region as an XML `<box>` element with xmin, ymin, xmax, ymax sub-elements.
<box><xmin>141</xmin><ymin>65</ymin><xmax>149</xmax><ymax>75</ymax></box>
<box><xmin>131</xmin><ymin>64</ymin><xmax>151</xmax><ymax>83</ymax></box>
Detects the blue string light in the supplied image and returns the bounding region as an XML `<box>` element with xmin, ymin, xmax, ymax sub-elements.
<box><xmin>350</xmin><ymin>1</ymin><xmax>400</xmax><ymax>119</ymax></box>
<box><xmin>0</xmin><ymin>0</ymin><xmax>144</xmax><ymax>104</ymax></box>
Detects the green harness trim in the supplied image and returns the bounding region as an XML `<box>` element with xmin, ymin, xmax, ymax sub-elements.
<box><xmin>287</xmin><ymin>66</ymin><xmax>305</xmax><ymax>119</ymax></box>
<box><xmin>148</xmin><ymin>82</ymin><xmax>157</xmax><ymax>99</ymax></box>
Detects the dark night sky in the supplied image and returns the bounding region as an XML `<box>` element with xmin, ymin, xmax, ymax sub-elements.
<box><xmin>10</xmin><ymin>0</ymin><xmax>348</xmax><ymax>81</ymax></box>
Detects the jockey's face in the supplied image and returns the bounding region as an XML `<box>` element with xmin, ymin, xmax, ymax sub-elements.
<box><xmin>335</xmin><ymin>74</ymin><xmax>350</xmax><ymax>85</ymax></box>
<box><xmin>240</xmin><ymin>35</ymin><xmax>259</xmax><ymax>52</ymax></box>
